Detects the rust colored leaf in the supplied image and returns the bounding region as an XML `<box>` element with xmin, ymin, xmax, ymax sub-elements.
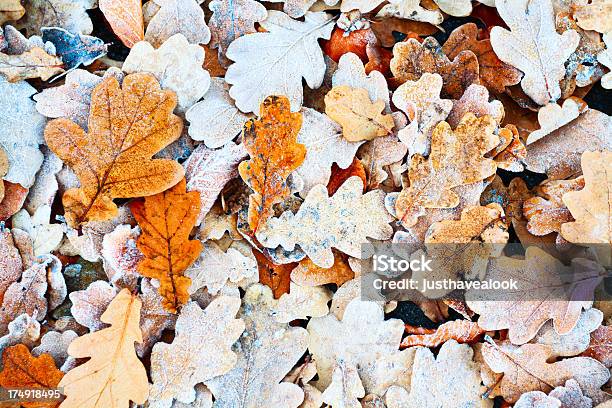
<box><xmin>390</xmin><ymin>37</ymin><xmax>480</xmax><ymax>98</ymax></box>
<box><xmin>322</xmin><ymin>27</ymin><xmax>377</xmax><ymax>63</ymax></box>
<box><xmin>488</xmin><ymin>124</ymin><xmax>526</xmax><ymax>172</ymax></box>
<box><xmin>365</xmin><ymin>42</ymin><xmax>392</xmax><ymax>76</ymax></box>
<box><xmin>0</xmin><ymin>344</ymin><xmax>63</xmax><ymax>408</ymax></box>
<box><xmin>442</xmin><ymin>23</ymin><xmax>522</xmax><ymax>94</ymax></box>
<box><xmin>327</xmin><ymin>158</ymin><xmax>366</xmax><ymax>196</ymax></box>
<box><xmin>253</xmin><ymin>249</ymin><xmax>296</xmax><ymax>299</ymax></box>
<box><xmin>238</xmin><ymin>95</ymin><xmax>306</xmax><ymax>232</ymax></box>
<box><xmin>292</xmin><ymin>251</ymin><xmax>355</xmax><ymax>287</ymax></box>
<box><xmin>131</xmin><ymin>178</ymin><xmax>202</xmax><ymax>313</ymax></box>
<box><xmin>0</xmin><ymin>182</ymin><xmax>28</xmax><ymax>221</ymax></box>
<box><xmin>581</xmin><ymin>325</ymin><xmax>612</xmax><ymax>368</ymax></box>
<box><xmin>99</xmin><ymin>0</ymin><xmax>144</xmax><ymax>48</ymax></box>
<box><xmin>44</xmin><ymin>73</ymin><xmax>184</xmax><ymax>227</ymax></box>
<box><xmin>400</xmin><ymin>320</ymin><xmax>486</xmax><ymax>348</ymax></box>
<box><xmin>370</xmin><ymin>18</ymin><xmax>437</xmax><ymax>48</ymax></box>
<box><xmin>395</xmin><ymin>113</ymin><xmax>499</xmax><ymax>227</ymax></box>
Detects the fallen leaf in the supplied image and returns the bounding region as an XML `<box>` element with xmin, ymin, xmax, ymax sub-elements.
<box><xmin>44</xmin><ymin>73</ymin><xmax>184</xmax><ymax>226</ymax></box>
<box><xmin>145</xmin><ymin>0</ymin><xmax>210</xmax><ymax>48</ymax></box>
<box><xmin>401</xmin><ymin>319</ymin><xmax>486</xmax><ymax>348</ymax></box>
<box><xmin>442</xmin><ymin>23</ymin><xmax>522</xmax><ymax>94</ymax></box>
<box><xmin>598</xmin><ymin>33</ymin><xmax>612</xmax><ymax>89</ymax></box>
<box><xmin>447</xmin><ymin>84</ymin><xmax>505</xmax><ymax>129</ymax></box>
<box><xmin>534</xmin><ymin>308</ymin><xmax>603</xmax><ymax>358</ymax></box>
<box><xmin>321</xmin><ymin>361</ymin><xmax>365</xmax><ymax>408</ymax></box>
<box><xmin>370</xmin><ymin>18</ymin><xmax>437</xmax><ymax>47</ymax></box>
<box><xmin>386</xmin><ymin>341</ymin><xmax>491</xmax><ymax>408</ymax></box>
<box><xmin>131</xmin><ymin>178</ymin><xmax>202</xmax><ymax>313</ymax></box>
<box><xmin>582</xmin><ymin>324</ymin><xmax>612</xmax><ymax>368</ymax></box>
<box><xmin>375</xmin><ymin>0</ymin><xmax>443</xmax><ymax>24</ymax></box>
<box><xmin>0</xmin><ymin>344</ymin><xmax>64</xmax><ymax>408</ymax></box>
<box><xmin>123</xmin><ymin>34</ymin><xmax>211</xmax><ymax>112</ymax></box>
<box><xmin>186</xmin><ymin>241</ymin><xmax>258</xmax><ymax>295</ymax></box>
<box><xmin>392</xmin><ymin>73</ymin><xmax>453</xmax><ymax>156</ymax></box>
<box><xmin>100</xmin><ymin>224</ymin><xmax>142</xmax><ymax>288</ymax></box>
<box><xmin>41</xmin><ymin>28</ymin><xmax>107</xmax><ymax>71</ymax></box>
<box><xmin>273</xmin><ymin>281</ymin><xmax>332</xmax><ymax>323</ymax></box>
<box><xmin>434</xmin><ymin>0</ymin><xmax>472</xmax><ymax>16</ymax></box>
<box><xmin>0</xmin><ymin>46</ymin><xmax>63</xmax><ymax>82</ymax></box>
<box><xmin>149</xmin><ymin>298</ymin><xmax>244</xmax><ymax>406</ymax></box>
<box><xmin>0</xmin><ymin>0</ymin><xmax>24</xmax><ymax>24</ymax></box>
<box><xmin>467</xmin><ymin>247</ymin><xmax>602</xmax><ymax>344</ymax></box>
<box><xmin>257</xmin><ymin>176</ymin><xmax>393</xmax><ymax>268</ymax></box>
<box><xmin>208</xmin><ymin>0</ymin><xmax>267</xmax><ymax>65</ymax></box>
<box><xmin>327</xmin><ymin>158</ymin><xmax>367</xmax><ymax>196</ymax></box>
<box><xmin>489</xmin><ymin>124</ymin><xmax>527</xmax><ymax>172</ymax></box>
<box><xmin>198</xmin><ymin>203</ymin><xmax>240</xmax><ymax>241</ymax></box>
<box><xmin>357</xmin><ymin>135</ymin><xmax>408</xmax><ymax>190</ymax></box>
<box><xmin>59</xmin><ymin>288</ymin><xmax>149</xmax><ymax>408</ymax></box>
<box><xmin>184</xmin><ymin>141</ymin><xmax>247</xmax><ymax>225</ymax></box>
<box><xmin>490</xmin><ymin>0</ymin><xmax>580</xmax><ymax>105</ymax></box>
<box><xmin>205</xmin><ymin>284</ymin><xmax>308</xmax><ymax>408</ymax></box>
<box><xmin>253</xmin><ymin>249</ymin><xmax>296</xmax><ymax>299</ymax></box>
<box><xmin>238</xmin><ymin>95</ymin><xmax>306</xmax><ymax>231</ymax></box>
<box><xmin>292</xmin><ymin>251</ymin><xmax>355</xmax><ymax>287</ymax></box>
<box><xmin>391</xmin><ymin>37</ymin><xmax>480</xmax><ymax>99</ymax></box>
<box><xmin>573</xmin><ymin>0</ymin><xmax>612</xmax><ymax>33</ymax></box>
<box><xmin>0</xmin><ymin>230</ymin><xmax>22</xmax><ymax>303</ymax></box>
<box><xmin>0</xmin><ymin>314</ymin><xmax>40</xmax><ymax>358</ymax></box>
<box><xmin>185</xmin><ymin>77</ymin><xmax>252</xmax><ymax>148</ymax></box>
<box><xmin>11</xmin><ymin>205</ymin><xmax>63</xmax><ymax>256</ymax></box>
<box><xmin>513</xmin><ymin>390</ymin><xmax>565</xmax><ymax>408</ymax></box>
<box><xmin>24</xmin><ymin>147</ymin><xmax>63</xmax><ymax>214</ymax></box>
<box><xmin>69</xmin><ymin>280</ymin><xmax>118</xmax><ymax>332</ymax></box>
<box><xmin>225</xmin><ymin>11</ymin><xmax>334</xmax><ymax>113</ymax></box>
<box><xmin>17</xmin><ymin>0</ymin><xmax>94</xmax><ymax>35</ymax></box>
<box><xmin>322</xmin><ymin>27</ymin><xmax>376</xmax><ymax>63</ymax></box>
<box><xmin>526</xmin><ymin>98</ymin><xmax>588</xmax><ymax>145</ymax></box>
<box><xmin>32</xmin><ymin>330</ymin><xmax>78</xmax><ymax>372</ymax></box>
<box><xmin>395</xmin><ymin>113</ymin><xmax>499</xmax><ymax>227</ymax></box>
<box><xmin>325</xmin><ymin>85</ymin><xmax>394</xmax><ymax>142</ymax></box>
<box><xmin>99</xmin><ymin>0</ymin><xmax>143</xmax><ymax>47</ymax></box>
<box><xmin>482</xmin><ymin>340</ymin><xmax>609</xmax><ymax>404</ymax></box>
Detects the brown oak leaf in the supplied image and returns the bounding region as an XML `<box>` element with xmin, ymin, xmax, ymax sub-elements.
<box><xmin>44</xmin><ymin>73</ymin><xmax>184</xmax><ymax>227</ymax></box>
<box><xmin>99</xmin><ymin>0</ymin><xmax>144</xmax><ymax>48</ymax></box>
<box><xmin>238</xmin><ymin>95</ymin><xmax>306</xmax><ymax>232</ymax></box>
<box><xmin>0</xmin><ymin>344</ymin><xmax>64</xmax><ymax>408</ymax></box>
<box><xmin>442</xmin><ymin>23</ymin><xmax>522</xmax><ymax>94</ymax></box>
<box><xmin>292</xmin><ymin>250</ymin><xmax>355</xmax><ymax>287</ymax></box>
<box><xmin>390</xmin><ymin>37</ymin><xmax>480</xmax><ymax>99</ymax></box>
<box><xmin>0</xmin><ymin>47</ymin><xmax>63</xmax><ymax>82</ymax></box>
<box><xmin>395</xmin><ymin>113</ymin><xmax>499</xmax><ymax>227</ymax></box>
<box><xmin>327</xmin><ymin>158</ymin><xmax>366</xmax><ymax>196</ymax></box>
<box><xmin>131</xmin><ymin>178</ymin><xmax>202</xmax><ymax>313</ymax></box>
<box><xmin>400</xmin><ymin>319</ymin><xmax>486</xmax><ymax>348</ymax></box>
<box><xmin>581</xmin><ymin>325</ymin><xmax>612</xmax><ymax>368</ymax></box>
<box><xmin>253</xmin><ymin>249</ymin><xmax>296</xmax><ymax>299</ymax></box>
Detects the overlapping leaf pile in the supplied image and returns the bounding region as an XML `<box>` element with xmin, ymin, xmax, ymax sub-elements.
<box><xmin>0</xmin><ymin>0</ymin><xmax>610</xmax><ymax>407</ymax></box>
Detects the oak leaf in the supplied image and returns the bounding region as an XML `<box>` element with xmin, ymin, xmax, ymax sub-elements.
<box><xmin>442</xmin><ymin>23</ymin><xmax>522</xmax><ymax>94</ymax></box>
<box><xmin>69</xmin><ymin>280</ymin><xmax>118</xmax><ymax>332</ymax></box>
<box><xmin>390</xmin><ymin>37</ymin><xmax>480</xmax><ymax>99</ymax></box>
<box><xmin>321</xmin><ymin>361</ymin><xmax>365</xmax><ymax>408</ymax></box>
<box><xmin>400</xmin><ymin>319</ymin><xmax>486</xmax><ymax>348</ymax></box>
<box><xmin>357</xmin><ymin>135</ymin><xmax>408</xmax><ymax>190</ymax></box>
<box><xmin>0</xmin><ymin>314</ymin><xmax>40</xmax><ymax>358</ymax></box>
<box><xmin>0</xmin><ymin>230</ymin><xmax>21</xmax><ymax>303</ymax></box>
<box><xmin>292</xmin><ymin>250</ymin><xmax>355</xmax><ymax>287</ymax></box>
<box><xmin>131</xmin><ymin>178</ymin><xmax>202</xmax><ymax>313</ymax></box>
<box><xmin>238</xmin><ymin>95</ymin><xmax>306</xmax><ymax>231</ymax></box>
<box><xmin>16</xmin><ymin>0</ymin><xmax>94</xmax><ymax>35</ymax></box>
<box><xmin>376</xmin><ymin>0</ymin><xmax>443</xmax><ymax>24</ymax></box>
<box><xmin>526</xmin><ymin>98</ymin><xmax>588</xmax><ymax>145</ymax></box>
<box><xmin>534</xmin><ymin>308</ymin><xmax>603</xmax><ymax>358</ymax></box>
<box><xmin>490</xmin><ymin>0</ymin><xmax>580</xmax><ymax>105</ymax></box>
<box><xmin>59</xmin><ymin>289</ymin><xmax>149</xmax><ymax>408</ymax></box>
<box><xmin>136</xmin><ymin>278</ymin><xmax>177</xmax><ymax>357</ymax></box>
<box><xmin>11</xmin><ymin>205</ymin><xmax>63</xmax><ymax>256</ymax></box>
<box><xmin>145</xmin><ymin>0</ymin><xmax>211</xmax><ymax>48</ymax></box>
<box><xmin>582</xmin><ymin>325</ymin><xmax>612</xmax><ymax>368</ymax></box>
<box><xmin>573</xmin><ymin>0</ymin><xmax>612</xmax><ymax>33</ymax></box>
<box><xmin>327</xmin><ymin>158</ymin><xmax>367</xmax><ymax>196</ymax></box>
<box><xmin>482</xmin><ymin>340</ymin><xmax>609</xmax><ymax>404</ymax></box>
<box><xmin>0</xmin><ymin>46</ymin><xmax>63</xmax><ymax>82</ymax></box>
<box><xmin>253</xmin><ymin>249</ymin><xmax>296</xmax><ymax>299</ymax></box>
<box><xmin>44</xmin><ymin>73</ymin><xmax>184</xmax><ymax>227</ymax></box>
<box><xmin>185</xmin><ymin>78</ymin><xmax>252</xmax><ymax>148</ymax></box>
<box><xmin>225</xmin><ymin>11</ymin><xmax>334</xmax><ymax>113</ymax></box>
<box><xmin>333</xmin><ymin>52</ymin><xmax>390</xmax><ymax>112</ymax></box>
<box><xmin>0</xmin><ymin>0</ymin><xmax>24</xmax><ymax>24</ymax></box>
<box><xmin>0</xmin><ymin>344</ymin><xmax>63</xmax><ymax>408</ymax></box>
<box><xmin>204</xmin><ymin>284</ymin><xmax>308</xmax><ymax>408</ymax></box>
<box><xmin>395</xmin><ymin>113</ymin><xmax>499</xmax><ymax>227</ymax></box>
<box><xmin>325</xmin><ymin>85</ymin><xmax>394</xmax><ymax>142</ymax></box>
<box><xmin>257</xmin><ymin>176</ymin><xmax>394</xmax><ymax>268</ymax></box>
<box><xmin>99</xmin><ymin>0</ymin><xmax>143</xmax><ymax>47</ymax></box>
<box><xmin>446</xmin><ymin>84</ymin><xmax>504</xmax><ymax>129</ymax></box>
<box><xmin>123</xmin><ymin>34</ymin><xmax>211</xmax><ymax>113</ymax></box>
<box><xmin>32</xmin><ymin>330</ymin><xmax>78</xmax><ymax>372</ymax></box>
<box><xmin>149</xmin><ymin>298</ymin><xmax>244</xmax><ymax>406</ymax></box>
<box><xmin>273</xmin><ymin>281</ymin><xmax>332</xmax><ymax>323</ymax></box>
<box><xmin>489</xmin><ymin>124</ymin><xmax>527</xmax><ymax>172</ymax></box>
<box><xmin>269</xmin><ymin>0</ymin><xmax>338</xmax><ymax>18</ymax></box>
<box><xmin>41</xmin><ymin>28</ymin><xmax>107</xmax><ymax>72</ymax></box>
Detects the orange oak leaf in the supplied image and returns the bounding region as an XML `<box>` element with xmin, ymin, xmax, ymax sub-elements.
<box><xmin>44</xmin><ymin>73</ymin><xmax>184</xmax><ymax>227</ymax></box>
<box><xmin>327</xmin><ymin>158</ymin><xmax>366</xmax><ymax>196</ymax></box>
<box><xmin>238</xmin><ymin>95</ymin><xmax>306</xmax><ymax>232</ymax></box>
<box><xmin>99</xmin><ymin>0</ymin><xmax>144</xmax><ymax>48</ymax></box>
<box><xmin>292</xmin><ymin>250</ymin><xmax>355</xmax><ymax>287</ymax></box>
<box><xmin>0</xmin><ymin>344</ymin><xmax>64</xmax><ymax>408</ymax></box>
<box><xmin>0</xmin><ymin>181</ymin><xmax>28</xmax><ymax>221</ymax></box>
<box><xmin>253</xmin><ymin>249</ymin><xmax>296</xmax><ymax>299</ymax></box>
<box><xmin>400</xmin><ymin>320</ymin><xmax>486</xmax><ymax>348</ymax></box>
<box><xmin>442</xmin><ymin>23</ymin><xmax>522</xmax><ymax>94</ymax></box>
<box><xmin>390</xmin><ymin>37</ymin><xmax>480</xmax><ymax>98</ymax></box>
<box><xmin>322</xmin><ymin>27</ymin><xmax>377</xmax><ymax>63</ymax></box>
<box><xmin>131</xmin><ymin>178</ymin><xmax>202</xmax><ymax>313</ymax></box>
<box><xmin>488</xmin><ymin>124</ymin><xmax>526</xmax><ymax>172</ymax></box>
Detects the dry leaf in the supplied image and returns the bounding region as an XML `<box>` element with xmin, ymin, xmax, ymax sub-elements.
<box><xmin>238</xmin><ymin>95</ymin><xmax>306</xmax><ymax>231</ymax></box>
<box><xmin>0</xmin><ymin>344</ymin><xmax>64</xmax><ymax>408</ymax></box>
<box><xmin>573</xmin><ymin>0</ymin><xmax>612</xmax><ymax>33</ymax></box>
<box><xmin>489</xmin><ymin>124</ymin><xmax>526</xmax><ymax>172</ymax></box>
<box><xmin>327</xmin><ymin>158</ymin><xmax>367</xmax><ymax>196</ymax></box>
<box><xmin>123</xmin><ymin>34</ymin><xmax>211</xmax><ymax>113</ymax></box>
<box><xmin>386</xmin><ymin>341</ymin><xmax>491</xmax><ymax>408</ymax></box>
<box><xmin>184</xmin><ymin>141</ymin><xmax>247</xmax><ymax>225</ymax></box>
<box><xmin>69</xmin><ymin>280</ymin><xmax>118</xmax><ymax>332</ymax></box>
<box><xmin>11</xmin><ymin>205</ymin><xmax>63</xmax><ymax>256</ymax></box>
<box><xmin>145</xmin><ymin>0</ymin><xmax>211</xmax><ymax>48</ymax></box>
<box><xmin>0</xmin><ymin>0</ymin><xmax>24</xmax><ymax>24</ymax></box>
<box><xmin>0</xmin><ymin>77</ymin><xmax>45</xmax><ymax>188</ymax></box>
<box><xmin>391</xmin><ymin>37</ymin><xmax>480</xmax><ymax>99</ymax></box>
<box><xmin>433</xmin><ymin>0</ymin><xmax>472</xmax><ymax>15</ymax></box>
<box><xmin>0</xmin><ymin>230</ymin><xmax>22</xmax><ymax>303</ymax></box>
<box><xmin>293</xmin><ymin>108</ymin><xmax>363</xmax><ymax>195</ymax></box>
<box><xmin>321</xmin><ymin>361</ymin><xmax>365</xmax><ymax>408</ymax></box>
<box><xmin>185</xmin><ymin>77</ymin><xmax>252</xmax><ymax>148</ymax></box>
<box><xmin>254</xmin><ymin>249</ymin><xmax>296</xmax><ymax>299</ymax></box>
<box><xmin>17</xmin><ymin>0</ymin><xmax>94</xmax><ymax>35</ymax></box>
<box><xmin>467</xmin><ymin>247</ymin><xmax>602</xmax><ymax>344</ymax></box>
<box><xmin>446</xmin><ymin>84</ymin><xmax>504</xmax><ymax>129</ymax></box>
<box><xmin>376</xmin><ymin>0</ymin><xmax>443</xmax><ymax>24</ymax></box>
<box><xmin>526</xmin><ymin>98</ymin><xmax>588</xmax><ymax>144</ymax></box>
<box><xmin>32</xmin><ymin>330</ymin><xmax>78</xmax><ymax>372</ymax></box>
<box><xmin>400</xmin><ymin>319</ymin><xmax>486</xmax><ymax>348</ymax></box>
<box><xmin>0</xmin><ymin>314</ymin><xmax>40</xmax><ymax>358</ymax></box>
<box><xmin>136</xmin><ymin>278</ymin><xmax>176</xmax><ymax>357</ymax></box>
<box><xmin>357</xmin><ymin>135</ymin><xmax>408</xmax><ymax>190</ymax></box>
<box><xmin>392</xmin><ymin>72</ymin><xmax>453</xmax><ymax>156</ymax></box>
<box><xmin>442</xmin><ymin>23</ymin><xmax>522</xmax><ymax>94</ymax></box>
<box><xmin>149</xmin><ymin>298</ymin><xmax>244</xmax><ymax>406</ymax></box>
<box><xmin>24</xmin><ymin>147</ymin><xmax>63</xmax><ymax>214</ymax></box>
<box><xmin>599</xmin><ymin>33</ymin><xmax>612</xmax><ymax>89</ymax></box>
<box><xmin>100</xmin><ymin>224</ymin><xmax>143</xmax><ymax>287</ymax></box>
<box><xmin>482</xmin><ymin>340</ymin><xmax>609</xmax><ymax>404</ymax></box>
<box><xmin>257</xmin><ymin>176</ymin><xmax>393</xmax><ymax>268</ymax></box>
<box><xmin>395</xmin><ymin>114</ymin><xmax>499</xmax><ymax>227</ymax></box>
<box><xmin>44</xmin><ymin>73</ymin><xmax>184</xmax><ymax>226</ymax></box>
<box><xmin>273</xmin><ymin>281</ymin><xmax>332</xmax><ymax>323</ymax></box>
<box><xmin>204</xmin><ymin>284</ymin><xmax>308</xmax><ymax>408</ymax></box>
<box><xmin>0</xmin><ymin>46</ymin><xmax>63</xmax><ymax>82</ymax></box>
<box><xmin>225</xmin><ymin>11</ymin><xmax>334</xmax><ymax>113</ymax></box>
<box><xmin>582</xmin><ymin>324</ymin><xmax>612</xmax><ymax>368</ymax></box>
<box><xmin>292</xmin><ymin>251</ymin><xmax>355</xmax><ymax>287</ymax></box>
<box><xmin>59</xmin><ymin>289</ymin><xmax>149</xmax><ymax>408</ymax></box>
<box><xmin>515</xmin><ymin>379</ymin><xmax>593</xmax><ymax>408</ymax></box>
<box><xmin>132</xmin><ymin>178</ymin><xmax>202</xmax><ymax>313</ymax></box>
<box><xmin>99</xmin><ymin>0</ymin><xmax>144</xmax><ymax>47</ymax></box>
<box><xmin>490</xmin><ymin>0</ymin><xmax>580</xmax><ymax>105</ymax></box>
<box><xmin>534</xmin><ymin>308</ymin><xmax>603</xmax><ymax>358</ymax></box>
